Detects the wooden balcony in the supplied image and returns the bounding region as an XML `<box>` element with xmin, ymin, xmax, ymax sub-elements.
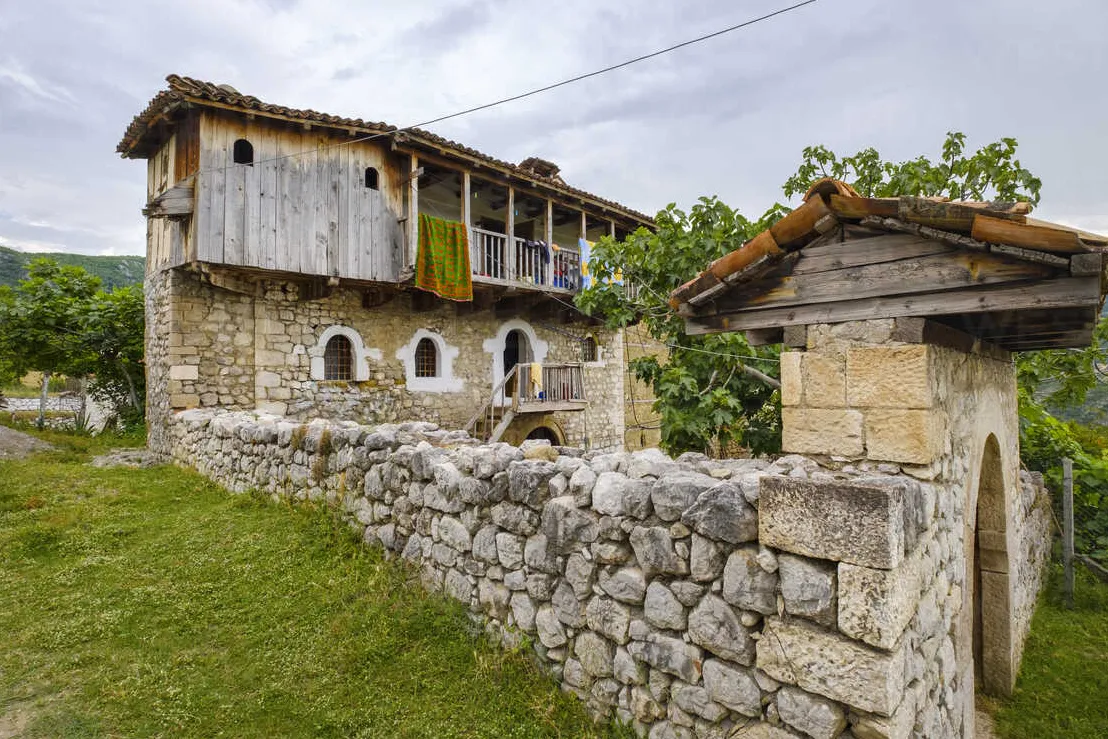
<box><xmin>466</xmin><ymin>362</ymin><xmax>587</xmax><ymax>442</ymax></box>
<box><xmin>470</xmin><ymin>227</ymin><xmax>582</xmax><ymax>294</ymax></box>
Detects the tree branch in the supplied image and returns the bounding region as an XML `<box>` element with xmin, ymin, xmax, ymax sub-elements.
<box><xmin>740</xmin><ymin>363</ymin><xmax>781</xmax><ymax>389</ymax></box>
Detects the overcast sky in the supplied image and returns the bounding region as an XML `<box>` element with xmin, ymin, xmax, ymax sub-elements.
<box><xmin>0</xmin><ymin>0</ymin><xmax>1105</xmax><ymax>256</ymax></box>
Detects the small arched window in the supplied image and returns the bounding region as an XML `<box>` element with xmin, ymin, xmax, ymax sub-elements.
<box><xmin>323</xmin><ymin>335</ymin><xmax>353</xmax><ymax>380</ymax></box>
<box><xmin>233</xmin><ymin>138</ymin><xmax>254</xmax><ymax>165</ymax></box>
<box><xmin>365</xmin><ymin>166</ymin><xmax>379</xmax><ymax>190</ymax></box>
<box><xmin>583</xmin><ymin>335</ymin><xmax>598</xmax><ymax>363</ymax></box>
<box><xmin>415</xmin><ymin>338</ymin><xmax>438</xmax><ymax>378</ymax></box>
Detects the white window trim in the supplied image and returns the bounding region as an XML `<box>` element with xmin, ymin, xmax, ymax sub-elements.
<box><xmin>482</xmin><ymin>319</ymin><xmax>549</xmax><ymax>405</ymax></box>
<box><xmin>583</xmin><ymin>333</ymin><xmax>606</xmax><ymax>368</ymax></box>
<box><xmin>308</xmin><ymin>325</ymin><xmax>379</xmax><ymax>382</ymax></box>
<box><xmin>397</xmin><ymin>329</ymin><xmax>463</xmax><ymax>393</ymax></box>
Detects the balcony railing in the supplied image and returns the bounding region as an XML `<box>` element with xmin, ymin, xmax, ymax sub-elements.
<box><xmin>516</xmin><ymin>363</ymin><xmax>586</xmax><ymax>407</ymax></box>
<box><xmin>470</xmin><ymin>227</ymin><xmax>582</xmax><ymax>291</ymax></box>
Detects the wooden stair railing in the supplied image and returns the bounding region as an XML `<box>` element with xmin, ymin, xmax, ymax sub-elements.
<box><xmin>465</xmin><ymin>364</ymin><xmax>520</xmax><ymax>442</ymax></box>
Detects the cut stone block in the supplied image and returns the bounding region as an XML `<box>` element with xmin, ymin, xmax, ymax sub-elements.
<box><xmin>864</xmin><ymin>409</ymin><xmax>943</xmax><ymax>465</ymax></box>
<box><xmin>759</xmin><ymin>477</ymin><xmax>918</xmax><ymax>569</ymax></box>
<box><xmin>846</xmin><ymin>345</ymin><xmax>931</xmax><ymax>410</ymax></box>
<box><xmin>781</xmin><ymin>408</ymin><xmax>864</xmax><ymax>457</ymax></box>
<box><xmin>756</xmin><ymin>617</ymin><xmax>905</xmax><ymax>716</ymax></box>
<box><xmin>838</xmin><ymin>558</ymin><xmax>921</xmax><ymax>650</ymax></box>
<box><xmin>803</xmin><ymin>353</ymin><xmax>846</xmax><ymax>408</ymax></box>
<box><xmin>780</xmin><ymin>351</ymin><xmax>802</xmax><ymax>407</ymax></box>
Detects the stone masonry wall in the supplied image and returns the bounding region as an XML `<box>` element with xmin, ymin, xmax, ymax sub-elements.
<box><xmin>147</xmin><ymin>267</ymin><xmax>625</xmax><ymax>454</ymax></box>
<box><xmin>162</xmin><ymin>408</ymin><xmax>1052</xmax><ymax>738</ymax></box>
<box><xmin>777</xmin><ymin>319</ymin><xmax>1052</xmax><ymax>736</ymax></box>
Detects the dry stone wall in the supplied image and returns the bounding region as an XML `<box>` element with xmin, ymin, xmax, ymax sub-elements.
<box><xmin>162</xmin><ymin>408</ymin><xmax>1051</xmax><ymax>738</ymax></box>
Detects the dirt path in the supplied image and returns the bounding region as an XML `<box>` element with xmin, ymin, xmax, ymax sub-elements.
<box><xmin>0</xmin><ymin>425</ymin><xmax>54</xmax><ymax>461</ymax></box>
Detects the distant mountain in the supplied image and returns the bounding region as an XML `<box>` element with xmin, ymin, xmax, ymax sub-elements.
<box><xmin>0</xmin><ymin>245</ymin><xmax>145</xmax><ymax>290</ymax></box>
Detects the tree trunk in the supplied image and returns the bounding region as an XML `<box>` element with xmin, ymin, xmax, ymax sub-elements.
<box><xmin>120</xmin><ymin>363</ymin><xmax>140</xmax><ymax>412</ymax></box>
<box><xmin>38</xmin><ymin>371</ymin><xmax>51</xmax><ymax>430</ymax></box>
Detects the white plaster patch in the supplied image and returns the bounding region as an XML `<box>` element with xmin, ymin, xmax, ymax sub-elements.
<box><xmin>396</xmin><ymin>328</ymin><xmax>463</xmax><ymax>393</ymax></box>
<box><xmin>308</xmin><ymin>325</ymin><xmax>374</xmax><ymax>381</ymax></box>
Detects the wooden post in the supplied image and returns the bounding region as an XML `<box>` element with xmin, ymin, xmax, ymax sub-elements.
<box><xmin>609</xmin><ymin>220</ymin><xmax>616</xmax><ymax>238</ymax></box>
<box><xmin>1063</xmin><ymin>457</ymin><xmax>1075</xmax><ymax>609</ymax></box>
<box><xmin>506</xmin><ymin>186</ymin><xmax>515</xmax><ymax>281</ymax></box>
<box><xmin>407</xmin><ymin>154</ymin><xmax>419</xmax><ymax>269</ymax></box>
<box><xmin>461</xmin><ymin>171</ymin><xmax>471</xmax><ymax>229</ymax></box>
<box><xmin>545</xmin><ymin>199</ymin><xmax>554</xmax><ymax>287</ymax></box>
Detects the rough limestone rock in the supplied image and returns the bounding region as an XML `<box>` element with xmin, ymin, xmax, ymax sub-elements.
<box><xmin>599</xmin><ymin>566</ymin><xmax>647</xmax><ymax>604</ymax></box>
<box><xmin>510</xmin><ymin>591</ymin><xmax>537</xmax><ymax>632</ymax></box>
<box><xmin>438</xmin><ymin>516</ymin><xmax>472</xmax><ymax>552</ymax></box>
<box><xmin>586</xmin><ymin>596</ymin><xmax>632</xmax><ymax>644</ymax></box>
<box><xmin>535</xmin><ymin>604</ymin><xmax>567</xmax><ymax>647</ymax></box>
<box><xmin>651</xmin><ymin>471</ymin><xmax>719</xmax><ymax>522</ymax></box>
<box><xmin>592</xmin><ymin>472</ymin><xmax>652</xmax><ymax>518</ymax></box>
<box><xmin>575</xmin><ymin>630</ymin><xmax>615</xmax><ymax>677</ymax></box>
<box><xmin>495</xmin><ymin>532</ymin><xmax>524</xmax><ymax>569</ymax></box>
<box><xmin>542</xmin><ymin>495</ymin><xmax>599</xmax><ymax>553</ymax></box>
<box><xmin>630</xmin><ymin>526</ymin><xmax>688</xmax><ymax>577</ymax></box>
<box><xmin>722</xmin><ymin>546</ymin><xmax>778</xmax><ymax>615</ymax></box>
<box><xmin>690</xmin><ymin>534</ymin><xmax>726</xmax><ymax>582</ymax></box>
<box><xmin>777</xmin><ymin>553</ymin><xmax>837</xmax><ymax>628</ymax></box>
<box><xmin>644</xmin><ymin>581</ymin><xmax>687</xmax><ymax>630</ymax></box>
<box><xmin>837</xmin><ymin>558</ymin><xmax>921</xmax><ymax>650</ymax></box>
<box><xmin>569</xmin><ymin>465</ymin><xmax>598</xmax><ymax>506</ymax></box>
<box><xmin>552</xmin><ymin>579</ymin><xmax>588</xmax><ymax>628</ymax></box>
<box><xmin>565</xmin><ymin>552</ymin><xmax>596</xmax><ymax>598</ymax></box>
<box><xmin>472</xmin><ymin>524</ymin><xmax>498</xmax><ymax>563</ymax></box>
<box><xmin>687</xmin><ymin>594</ymin><xmax>756</xmax><ymax>666</ymax></box>
<box><xmin>702</xmin><ymin>659</ymin><xmax>761</xmax><ymax>717</ymax></box>
<box><xmin>680</xmin><ymin>481</ymin><xmax>758</xmax><ymax>544</ymax></box>
<box><xmin>671</xmin><ymin>683</ymin><xmax>728</xmax><ymax>722</ymax></box>
<box><xmin>614</xmin><ymin>646</ymin><xmax>646</xmax><ymax>685</ymax></box>
<box><xmin>626</xmin><ymin>633</ymin><xmax>703</xmax><ymax>683</ymax></box>
<box><xmin>756</xmin><ymin>617</ymin><xmax>906</xmax><ymax>716</ymax></box>
<box><xmin>775</xmin><ymin>685</ymin><xmax>847</xmax><ymax>739</ymax></box>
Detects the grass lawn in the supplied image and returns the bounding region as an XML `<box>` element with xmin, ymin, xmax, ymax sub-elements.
<box><xmin>0</xmin><ymin>428</ymin><xmax>630</xmax><ymax>738</ymax></box>
<box><xmin>992</xmin><ymin>568</ymin><xmax>1108</xmax><ymax>739</ymax></box>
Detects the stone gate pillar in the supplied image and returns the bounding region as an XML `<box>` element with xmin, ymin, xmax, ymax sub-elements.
<box><xmin>774</xmin><ymin>317</ymin><xmax>1035</xmax><ymax>736</ymax></box>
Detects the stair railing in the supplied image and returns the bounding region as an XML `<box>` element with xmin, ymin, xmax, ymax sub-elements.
<box><xmin>465</xmin><ymin>364</ymin><xmax>520</xmax><ymax>440</ymax></box>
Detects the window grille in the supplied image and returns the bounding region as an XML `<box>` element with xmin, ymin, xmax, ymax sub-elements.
<box><xmin>415</xmin><ymin>338</ymin><xmax>438</xmax><ymax>378</ymax></box>
<box><xmin>583</xmin><ymin>335</ymin><xmax>598</xmax><ymax>362</ymax></box>
<box><xmin>323</xmin><ymin>335</ymin><xmax>353</xmax><ymax>380</ymax></box>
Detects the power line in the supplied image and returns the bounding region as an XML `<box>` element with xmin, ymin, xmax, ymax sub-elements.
<box><xmin>194</xmin><ymin>0</ymin><xmax>819</xmax><ymax>175</ymax></box>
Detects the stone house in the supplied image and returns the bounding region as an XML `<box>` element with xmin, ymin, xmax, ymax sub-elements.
<box><xmin>118</xmin><ymin>75</ymin><xmax>660</xmax><ymax>454</ymax></box>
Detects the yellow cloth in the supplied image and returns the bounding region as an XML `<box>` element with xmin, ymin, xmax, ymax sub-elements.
<box><xmin>530</xmin><ymin>362</ymin><xmax>543</xmax><ymax>392</ymax></box>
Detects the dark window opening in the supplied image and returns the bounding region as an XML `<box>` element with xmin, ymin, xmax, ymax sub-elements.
<box><xmin>324</xmin><ymin>335</ymin><xmax>353</xmax><ymax>380</ymax></box>
<box><xmin>233</xmin><ymin>138</ymin><xmax>254</xmax><ymax>165</ymax></box>
<box><xmin>365</xmin><ymin>167</ymin><xmax>379</xmax><ymax>190</ymax></box>
<box><xmin>415</xmin><ymin>338</ymin><xmax>438</xmax><ymax>378</ymax></box>
<box><xmin>583</xmin><ymin>335</ymin><xmax>598</xmax><ymax>362</ymax></box>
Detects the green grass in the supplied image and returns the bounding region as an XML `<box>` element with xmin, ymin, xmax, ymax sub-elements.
<box><xmin>0</xmin><ymin>428</ymin><xmax>631</xmax><ymax>738</ymax></box>
<box><xmin>992</xmin><ymin>568</ymin><xmax>1108</xmax><ymax>739</ymax></box>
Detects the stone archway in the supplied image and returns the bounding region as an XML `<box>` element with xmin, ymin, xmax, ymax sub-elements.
<box><xmin>972</xmin><ymin>433</ymin><xmax>1014</xmax><ymax>697</ymax></box>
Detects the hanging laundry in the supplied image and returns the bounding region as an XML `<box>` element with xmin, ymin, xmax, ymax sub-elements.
<box><xmin>416</xmin><ymin>213</ymin><xmax>473</xmax><ymax>301</ymax></box>
<box><xmin>578</xmin><ymin>238</ymin><xmax>592</xmax><ymax>288</ymax></box>
<box><xmin>529</xmin><ymin>362</ymin><xmax>543</xmax><ymax>395</ymax></box>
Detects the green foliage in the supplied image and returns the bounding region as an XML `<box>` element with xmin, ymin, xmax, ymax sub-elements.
<box><xmin>0</xmin><ymin>259</ymin><xmax>146</xmax><ymax>426</ymax></box>
<box><xmin>575</xmin><ymin>198</ymin><xmax>785</xmax><ymax>456</ymax></box>
<box><xmin>0</xmin><ymin>430</ymin><xmax>629</xmax><ymax>738</ymax></box>
<box><xmin>0</xmin><ymin>244</ymin><xmax>144</xmax><ymax>290</ymax></box>
<box><xmin>781</xmin><ymin>132</ymin><xmax>1043</xmax><ymax>205</ymax></box>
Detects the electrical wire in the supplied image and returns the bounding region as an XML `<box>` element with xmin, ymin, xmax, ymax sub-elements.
<box><xmin>192</xmin><ymin>0</ymin><xmax>819</xmax><ymax>175</ymax></box>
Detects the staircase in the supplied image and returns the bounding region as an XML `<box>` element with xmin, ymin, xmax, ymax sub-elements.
<box><xmin>465</xmin><ymin>363</ymin><xmax>588</xmax><ymax>443</ymax></box>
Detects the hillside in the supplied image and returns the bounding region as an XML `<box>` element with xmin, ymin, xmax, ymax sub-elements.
<box><xmin>0</xmin><ymin>245</ymin><xmax>145</xmax><ymax>289</ymax></box>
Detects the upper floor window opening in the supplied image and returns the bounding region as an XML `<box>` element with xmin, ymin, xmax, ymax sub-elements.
<box><xmin>365</xmin><ymin>167</ymin><xmax>379</xmax><ymax>190</ymax></box>
<box><xmin>233</xmin><ymin>138</ymin><xmax>254</xmax><ymax>165</ymax></box>
<box><xmin>415</xmin><ymin>337</ymin><xmax>438</xmax><ymax>378</ymax></box>
<box><xmin>323</xmin><ymin>334</ymin><xmax>353</xmax><ymax>380</ymax></box>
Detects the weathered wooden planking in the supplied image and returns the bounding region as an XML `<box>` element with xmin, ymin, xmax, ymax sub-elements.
<box><xmin>325</xmin><ymin>141</ymin><xmax>341</xmax><ymax>277</ymax></box>
<box><xmin>709</xmin><ymin>250</ymin><xmax>1056</xmax><ymax>314</ymax></box>
<box><xmin>790</xmin><ymin>234</ymin><xmax>953</xmax><ymax>276</ymax></box>
<box><xmin>256</xmin><ymin>124</ymin><xmax>278</xmax><ymax>270</ymax></box>
<box><xmin>207</xmin><ymin>116</ymin><xmax>229</xmax><ymax>264</ymax></box>
<box><xmin>275</xmin><ymin>129</ymin><xmax>299</xmax><ymax>274</ymax></box>
<box><xmin>685</xmin><ymin>276</ymin><xmax>1102</xmax><ymax>337</ymax></box>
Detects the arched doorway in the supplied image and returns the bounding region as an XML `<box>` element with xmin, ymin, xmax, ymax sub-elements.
<box><xmin>971</xmin><ymin>434</ymin><xmax>1014</xmax><ymax>696</ymax></box>
<box><xmin>525</xmin><ymin>425</ymin><xmax>562</xmax><ymax>445</ymax></box>
<box><xmin>504</xmin><ymin>329</ymin><xmax>532</xmax><ymax>396</ymax></box>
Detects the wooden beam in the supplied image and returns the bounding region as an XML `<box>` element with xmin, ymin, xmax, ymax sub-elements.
<box><xmin>782</xmin><ymin>324</ymin><xmax>807</xmax><ymax>349</ymax></box>
<box><xmin>684</xmin><ymin>276</ymin><xmax>1102</xmax><ymax>336</ymax></box>
<box><xmin>790</xmin><ymin>234</ymin><xmax>952</xmax><ymax>276</ymax></box>
<box><xmin>744</xmin><ymin>328</ymin><xmax>784</xmax><ymax>346</ymax></box>
<box><xmin>1070</xmin><ymin>252</ymin><xmax>1105</xmax><ymax>276</ymax></box>
<box><xmin>828</xmin><ymin>195</ymin><xmax>899</xmax><ymax>219</ymax></box>
<box><xmin>898</xmin><ymin>197</ymin><xmax>1026</xmax><ymax>231</ymax></box>
<box><xmin>860</xmin><ymin>216</ymin><xmax>990</xmax><ymax>252</ymax></box>
<box><xmin>708</xmin><ymin>250</ymin><xmax>1056</xmax><ymax>314</ymax></box>
<box><xmin>407</xmin><ymin>154</ymin><xmax>419</xmax><ymax>268</ymax></box>
<box><xmin>461</xmin><ymin>171</ymin><xmax>471</xmax><ymax>230</ymax></box>
<box><xmin>971</xmin><ymin>215</ymin><xmax>1085</xmax><ymax>254</ymax></box>
<box><xmin>990</xmin><ymin>243</ymin><xmax>1070</xmax><ymax>269</ymax></box>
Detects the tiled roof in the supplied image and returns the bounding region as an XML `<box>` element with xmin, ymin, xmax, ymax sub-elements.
<box><xmin>670</xmin><ymin>178</ymin><xmax>1108</xmax><ymax>309</ymax></box>
<box><xmin>118</xmin><ymin>75</ymin><xmax>653</xmax><ymax>224</ymax></box>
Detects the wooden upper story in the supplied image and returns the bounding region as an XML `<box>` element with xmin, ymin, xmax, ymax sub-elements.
<box><xmin>119</xmin><ymin>75</ymin><xmax>653</xmax><ymax>292</ymax></box>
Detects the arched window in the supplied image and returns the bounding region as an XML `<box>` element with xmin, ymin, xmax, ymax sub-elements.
<box><xmin>365</xmin><ymin>166</ymin><xmax>379</xmax><ymax>190</ymax></box>
<box><xmin>415</xmin><ymin>337</ymin><xmax>438</xmax><ymax>378</ymax></box>
<box><xmin>583</xmin><ymin>335</ymin><xmax>599</xmax><ymax>363</ymax></box>
<box><xmin>233</xmin><ymin>138</ymin><xmax>254</xmax><ymax>165</ymax></box>
<box><xmin>323</xmin><ymin>335</ymin><xmax>353</xmax><ymax>380</ymax></box>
